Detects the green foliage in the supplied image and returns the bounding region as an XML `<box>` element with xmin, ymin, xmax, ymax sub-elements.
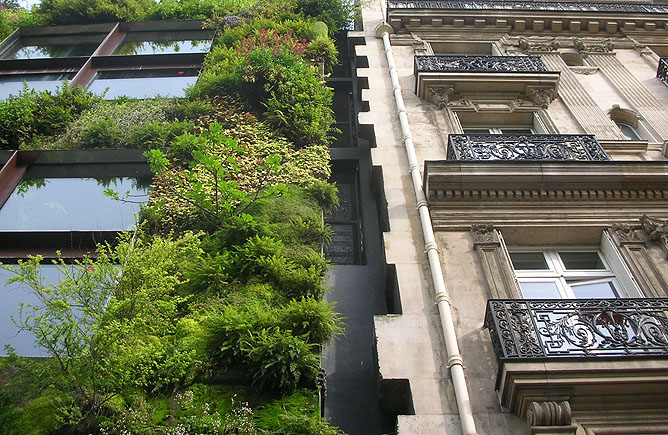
<box><xmin>275</xmin><ymin>298</ymin><xmax>343</xmax><ymax>345</ymax></box>
<box><xmin>243</xmin><ymin>327</ymin><xmax>318</xmax><ymax>394</ymax></box>
<box><xmin>267</xmin><ymin>414</ymin><xmax>346</xmax><ymax>435</ymax></box>
<box><xmin>0</xmin><ymin>83</ymin><xmax>99</xmax><ymax>149</ymax></box>
<box><xmin>305</xmin><ymin>35</ymin><xmax>339</xmax><ymax>72</ymax></box>
<box><xmin>147</xmin><ymin>0</ymin><xmax>259</xmax><ymax>21</ymax></box>
<box><xmin>36</xmin><ymin>0</ymin><xmax>154</xmax><ymax>25</ymax></box>
<box><xmin>296</xmin><ymin>0</ymin><xmax>354</xmax><ymax>35</ymax></box>
<box><xmin>54</xmin><ymin>97</ymin><xmax>193</xmax><ymax>150</ymax></box>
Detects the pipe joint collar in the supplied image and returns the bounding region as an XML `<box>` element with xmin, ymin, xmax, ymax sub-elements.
<box><xmin>424</xmin><ymin>240</ymin><xmax>439</xmax><ymax>253</ymax></box>
<box><xmin>416</xmin><ymin>198</ymin><xmax>428</xmax><ymax>209</ymax></box>
<box><xmin>434</xmin><ymin>291</ymin><xmax>450</xmax><ymax>305</ymax></box>
<box><xmin>448</xmin><ymin>354</ymin><xmax>464</xmax><ymax>369</ymax></box>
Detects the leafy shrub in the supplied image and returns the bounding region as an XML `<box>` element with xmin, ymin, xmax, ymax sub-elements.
<box><xmin>296</xmin><ymin>0</ymin><xmax>354</xmax><ymax>35</ymax></box>
<box><xmin>305</xmin><ymin>179</ymin><xmax>339</xmax><ymax>212</ymax></box>
<box><xmin>127</xmin><ymin>120</ymin><xmax>194</xmax><ymax>150</ymax></box>
<box><xmin>79</xmin><ymin>118</ymin><xmax>123</xmax><ymax>148</ymax></box>
<box><xmin>305</xmin><ymin>35</ymin><xmax>339</xmax><ymax>72</ymax></box>
<box><xmin>36</xmin><ymin>0</ymin><xmax>153</xmax><ymax>25</ymax></box>
<box><xmin>242</xmin><ymin>327</ymin><xmax>318</xmax><ymax>394</ymax></box>
<box><xmin>276</xmin><ymin>298</ymin><xmax>343</xmax><ymax>344</ymax></box>
<box><xmin>0</xmin><ymin>84</ymin><xmax>99</xmax><ymax>149</ymax></box>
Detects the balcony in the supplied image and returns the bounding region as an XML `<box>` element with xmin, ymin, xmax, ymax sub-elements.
<box><xmin>485</xmin><ymin>298</ymin><xmax>668</xmax><ymax>420</ymax></box>
<box><xmin>658</xmin><ymin>57</ymin><xmax>668</xmax><ymax>87</ymax></box>
<box><xmin>390</xmin><ymin>0</ymin><xmax>668</xmax><ymax>14</ymax></box>
<box><xmin>415</xmin><ymin>56</ymin><xmax>559</xmax><ymax>108</ymax></box>
<box><xmin>447</xmin><ymin>134</ymin><xmax>611</xmax><ymax>161</ymax></box>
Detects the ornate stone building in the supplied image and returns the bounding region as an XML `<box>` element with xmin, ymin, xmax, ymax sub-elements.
<box><xmin>352</xmin><ymin>0</ymin><xmax>668</xmax><ymax>433</ymax></box>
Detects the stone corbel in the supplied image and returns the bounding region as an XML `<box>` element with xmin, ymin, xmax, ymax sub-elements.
<box><xmin>640</xmin><ymin>214</ymin><xmax>668</xmax><ymax>258</ymax></box>
<box><xmin>471</xmin><ymin>224</ymin><xmax>522</xmax><ymax>299</ymax></box>
<box><xmin>527</xmin><ymin>87</ymin><xmax>556</xmax><ymax>109</ymax></box>
<box><xmin>574</xmin><ymin>38</ymin><xmax>614</xmax><ymax>54</ymax></box>
<box><xmin>427</xmin><ymin>86</ymin><xmax>455</xmax><ymax>109</ymax></box>
<box><xmin>527</xmin><ymin>401</ymin><xmax>578</xmax><ymax>435</ymax></box>
<box><xmin>518</xmin><ymin>37</ymin><xmax>560</xmax><ymax>54</ymax></box>
<box><xmin>410</xmin><ymin>33</ymin><xmax>433</xmax><ymax>56</ymax></box>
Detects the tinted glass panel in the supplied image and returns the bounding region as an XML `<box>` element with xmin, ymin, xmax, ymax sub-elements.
<box><xmin>114</xmin><ymin>39</ymin><xmax>212</xmax><ymax>55</ymax></box>
<box><xmin>500</xmin><ymin>128</ymin><xmax>534</xmax><ymax>134</ymax></box>
<box><xmin>559</xmin><ymin>252</ymin><xmax>605</xmax><ymax>270</ymax></box>
<box><xmin>510</xmin><ymin>252</ymin><xmax>549</xmax><ymax>270</ymax></box>
<box><xmin>88</xmin><ymin>69</ymin><xmax>198</xmax><ymax>99</ymax></box>
<box><xmin>6</xmin><ymin>43</ymin><xmax>99</xmax><ymax>59</ymax></box>
<box><xmin>520</xmin><ymin>281</ymin><xmax>561</xmax><ymax>299</ymax></box>
<box><xmin>0</xmin><ymin>177</ymin><xmax>148</xmax><ymax>231</ymax></box>
<box><xmin>0</xmin><ymin>265</ymin><xmax>63</xmax><ymax>356</ymax></box>
<box><xmin>0</xmin><ymin>72</ymin><xmax>76</xmax><ymax>100</ymax></box>
<box><xmin>617</xmin><ymin>123</ymin><xmax>640</xmax><ymax>141</ymax></box>
<box><xmin>570</xmin><ymin>280</ymin><xmax>617</xmax><ymax>299</ymax></box>
<box><xmin>463</xmin><ymin>128</ymin><xmax>491</xmax><ymax>134</ymax></box>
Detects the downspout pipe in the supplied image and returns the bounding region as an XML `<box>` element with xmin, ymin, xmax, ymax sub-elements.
<box><xmin>375</xmin><ymin>23</ymin><xmax>479</xmax><ymax>435</ymax></box>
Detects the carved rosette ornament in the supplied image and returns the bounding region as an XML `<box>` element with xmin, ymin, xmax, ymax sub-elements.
<box><xmin>471</xmin><ymin>223</ymin><xmax>499</xmax><ymax>245</ymax></box>
<box><xmin>428</xmin><ymin>86</ymin><xmax>455</xmax><ymax>108</ymax></box>
<box><xmin>527</xmin><ymin>401</ymin><xmax>572</xmax><ymax>427</ymax></box>
<box><xmin>640</xmin><ymin>214</ymin><xmax>668</xmax><ymax>258</ymax></box>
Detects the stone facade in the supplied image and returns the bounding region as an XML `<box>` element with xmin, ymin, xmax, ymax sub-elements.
<box><xmin>357</xmin><ymin>0</ymin><xmax>668</xmax><ymax>433</ymax></box>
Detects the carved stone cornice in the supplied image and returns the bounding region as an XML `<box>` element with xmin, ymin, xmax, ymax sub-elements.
<box><xmin>641</xmin><ymin>214</ymin><xmax>668</xmax><ymax>258</ymax></box>
<box><xmin>527</xmin><ymin>401</ymin><xmax>572</xmax><ymax>427</ymax></box>
<box><xmin>574</xmin><ymin>38</ymin><xmax>614</xmax><ymax>53</ymax></box>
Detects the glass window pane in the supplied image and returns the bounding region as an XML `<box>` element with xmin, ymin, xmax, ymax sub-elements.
<box><xmin>0</xmin><ymin>265</ymin><xmax>64</xmax><ymax>356</ymax></box>
<box><xmin>510</xmin><ymin>252</ymin><xmax>549</xmax><ymax>270</ymax></box>
<box><xmin>463</xmin><ymin>128</ymin><xmax>491</xmax><ymax>134</ymax></box>
<box><xmin>5</xmin><ymin>43</ymin><xmax>99</xmax><ymax>60</ymax></box>
<box><xmin>617</xmin><ymin>123</ymin><xmax>640</xmax><ymax>141</ymax></box>
<box><xmin>570</xmin><ymin>281</ymin><xmax>617</xmax><ymax>299</ymax></box>
<box><xmin>0</xmin><ymin>177</ymin><xmax>148</xmax><ymax>231</ymax></box>
<box><xmin>113</xmin><ymin>39</ymin><xmax>212</xmax><ymax>56</ymax></box>
<box><xmin>520</xmin><ymin>281</ymin><xmax>561</xmax><ymax>299</ymax></box>
<box><xmin>500</xmin><ymin>128</ymin><xmax>534</xmax><ymax>134</ymax></box>
<box><xmin>88</xmin><ymin>69</ymin><xmax>198</xmax><ymax>99</ymax></box>
<box><xmin>558</xmin><ymin>252</ymin><xmax>605</xmax><ymax>270</ymax></box>
<box><xmin>0</xmin><ymin>73</ymin><xmax>76</xmax><ymax>100</ymax></box>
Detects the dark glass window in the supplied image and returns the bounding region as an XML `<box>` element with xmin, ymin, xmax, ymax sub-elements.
<box><xmin>0</xmin><ymin>177</ymin><xmax>149</xmax><ymax>231</ymax></box>
<box><xmin>0</xmin><ymin>72</ymin><xmax>76</xmax><ymax>100</ymax></box>
<box><xmin>88</xmin><ymin>68</ymin><xmax>199</xmax><ymax>99</ymax></box>
<box><xmin>510</xmin><ymin>252</ymin><xmax>549</xmax><ymax>270</ymax></box>
<box><xmin>5</xmin><ymin>42</ymin><xmax>100</xmax><ymax>60</ymax></box>
<box><xmin>558</xmin><ymin>251</ymin><xmax>606</xmax><ymax>270</ymax></box>
<box><xmin>114</xmin><ymin>39</ymin><xmax>212</xmax><ymax>56</ymax></box>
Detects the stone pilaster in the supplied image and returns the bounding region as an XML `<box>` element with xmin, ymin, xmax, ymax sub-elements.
<box><xmin>586</xmin><ymin>53</ymin><xmax>668</xmax><ymax>141</ymax></box>
<box><xmin>527</xmin><ymin>401</ymin><xmax>578</xmax><ymax>435</ymax></box>
<box><xmin>540</xmin><ymin>53</ymin><xmax>626</xmax><ymax>140</ymax></box>
<box><xmin>610</xmin><ymin>223</ymin><xmax>668</xmax><ymax>298</ymax></box>
<box><xmin>471</xmin><ymin>224</ymin><xmax>521</xmax><ymax>299</ymax></box>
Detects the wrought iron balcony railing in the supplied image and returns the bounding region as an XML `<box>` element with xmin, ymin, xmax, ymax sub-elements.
<box><xmin>658</xmin><ymin>58</ymin><xmax>668</xmax><ymax>87</ymax></box>
<box><xmin>389</xmin><ymin>0</ymin><xmax>668</xmax><ymax>14</ymax></box>
<box><xmin>415</xmin><ymin>55</ymin><xmax>549</xmax><ymax>73</ymax></box>
<box><xmin>485</xmin><ymin>299</ymin><xmax>668</xmax><ymax>360</ymax></box>
<box><xmin>447</xmin><ymin>134</ymin><xmax>610</xmax><ymax>161</ymax></box>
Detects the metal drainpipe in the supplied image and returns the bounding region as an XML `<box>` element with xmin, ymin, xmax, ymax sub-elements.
<box><xmin>375</xmin><ymin>23</ymin><xmax>478</xmax><ymax>435</ymax></box>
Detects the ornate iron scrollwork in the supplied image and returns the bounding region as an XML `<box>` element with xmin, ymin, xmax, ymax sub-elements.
<box><xmin>658</xmin><ymin>58</ymin><xmax>668</xmax><ymax>87</ymax></box>
<box><xmin>389</xmin><ymin>0</ymin><xmax>668</xmax><ymax>14</ymax></box>
<box><xmin>485</xmin><ymin>298</ymin><xmax>668</xmax><ymax>360</ymax></box>
<box><xmin>447</xmin><ymin>134</ymin><xmax>611</xmax><ymax>161</ymax></box>
<box><xmin>415</xmin><ymin>55</ymin><xmax>549</xmax><ymax>73</ymax></box>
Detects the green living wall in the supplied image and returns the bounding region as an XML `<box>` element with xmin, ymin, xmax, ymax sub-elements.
<box><xmin>0</xmin><ymin>0</ymin><xmax>354</xmax><ymax>433</ymax></box>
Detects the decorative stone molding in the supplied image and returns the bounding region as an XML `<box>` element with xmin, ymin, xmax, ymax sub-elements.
<box><xmin>471</xmin><ymin>224</ymin><xmax>521</xmax><ymax>299</ymax></box>
<box><xmin>610</xmin><ymin>222</ymin><xmax>668</xmax><ymax>298</ymax></box>
<box><xmin>527</xmin><ymin>86</ymin><xmax>555</xmax><ymax>109</ymax></box>
<box><xmin>527</xmin><ymin>401</ymin><xmax>572</xmax><ymax>427</ymax></box>
<box><xmin>569</xmin><ymin>66</ymin><xmax>599</xmax><ymax>75</ymax></box>
<box><xmin>471</xmin><ymin>223</ymin><xmax>498</xmax><ymax>245</ymax></box>
<box><xmin>574</xmin><ymin>38</ymin><xmax>614</xmax><ymax>53</ymax></box>
<box><xmin>427</xmin><ymin>86</ymin><xmax>455</xmax><ymax>108</ymax></box>
<box><xmin>611</xmin><ymin>222</ymin><xmax>643</xmax><ymax>244</ymax></box>
<box><xmin>641</xmin><ymin>214</ymin><xmax>668</xmax><ymax>258</ymax></box>
<box><xmin>518</xmin><ymin>37</ymin><xmax>560</xmax><ymax>53</ymax></box>
<box><xmin>410</xmin><ymin>33</ymin><xmax>432</xmax><ymax>55</ymax></box>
